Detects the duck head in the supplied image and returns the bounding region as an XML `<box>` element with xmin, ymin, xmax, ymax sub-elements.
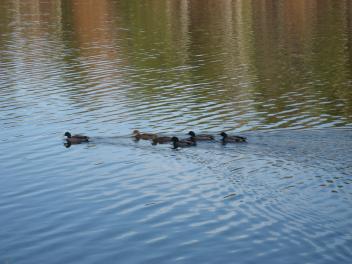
<box><xmin>64</xmin><ymin>132</ymin><xmax>72</xmax><ymax>138</ymax></box>
<box><xmin>188</xmin><ymin>131</ymin><xmax>196</xmax><ymax>137</ymax></box>
<box><xmin>171</xmin><ymin>137</ymin><xmax>179</xmax><ymax>148</ymax></box>
<box><xmin>220</xmin><ymin>132</ymin><xmax>227</xmax><ymax>138</ymax></box>
<box><xmin>171</xmin><ymin>136</ymin><xmax>179</xmax><ymax>143</ymax></box>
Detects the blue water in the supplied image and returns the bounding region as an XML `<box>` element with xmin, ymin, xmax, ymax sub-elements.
<box><xmin>1</xmin><ymin>1</ymin><xmax>352</xmax><ymax>263</ymax></box>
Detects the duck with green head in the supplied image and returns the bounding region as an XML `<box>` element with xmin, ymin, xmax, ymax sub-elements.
<box><xmin>220</xmin><ymin>132</ymin><xmax>246</xmax><ymax>143</ymax></box>
<box><xmin>171</xmin><ymin>136</ymin><xmax>196</xmax><ymax>149</ymax></box>
<box><xmin>188</xmin><ymin>131</ymin><xmax>214</xmax><ymax>141</ymax></box>
<box><xmin>64</xmin><ymin>132</ymin><xmax>89</xmax><ymax>144</ymax></box>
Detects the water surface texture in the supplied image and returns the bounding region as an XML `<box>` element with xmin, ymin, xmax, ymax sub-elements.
<box><xmin>1</xmin><ymin>1</ymin><xmax>352</xmax><ymax>263</ymax></box>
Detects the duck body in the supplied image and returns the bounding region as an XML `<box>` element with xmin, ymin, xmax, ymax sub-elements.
<box><xmin>64</xmin><ymin>132</ymin><xmax>89</xmax><ymax>144</ymax></box>
<box><xmin>171</xmin><ymin>137</ymin><xmax>196</xmax><ymax>149</ymax></box>
<box><xmin>220</xmin><ymin>132</ymin><xmax>246</xmax><ymax>143</ymax></box>
<box><xmin>152</xmin><ymin>135</ymin><xmax>173</xmax><ymax>145</ymax></box>
<box><xmin>188</xmin><ymin>131</ymin><xmax>214</xmax><ymax>141</ymax></box>
<box><xmin>133</xmin><ymin>130</ymin><xmax>157</xmax><ymax>140</ymax></box>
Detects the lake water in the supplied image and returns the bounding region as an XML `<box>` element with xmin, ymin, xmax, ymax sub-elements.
<box><xmin>1</xmin><ymin>1</ymin><xmax>352</xmax><ymax>263</ymax></box>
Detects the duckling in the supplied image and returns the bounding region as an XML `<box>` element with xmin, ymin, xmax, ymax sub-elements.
<box><xmin>64</xmin><ymin>132</ymin><xmax>89</xmax><ymax>144</ymax></box>
<box><xmin>132</xmin><ymin>130</ymin><xmax>157</xmax><ymax>140</ymax></box>
<box><xmin>152</xmin><ymin>135</ymin><xmax>173</xmax><ymax>145</ymax></box>
<box><xmin>188</xmin><ymin>131</ymin><xmax>214</xmax><ymax>141</ymax></box>
<box><xmin>220</xmin><ymin>132</ymin><xmax>247</xmax><ymax>143</ymax></box>
<box><xmin>171</xmin><ymin>136</ymin><xmax>196</xmax><ymax>149</ymax></box>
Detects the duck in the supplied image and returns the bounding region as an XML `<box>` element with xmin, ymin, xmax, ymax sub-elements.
<box><xmin>152</xmin><ymin>135</ymin><xmax>173</xmax><ymax>145</ymax></box>
<box><xmin>188</xmin><ymin>131</ymin><xmax>214</xmax><ymax>141</ymax></box>
<box><xmin>171</xmin><ymin>136</ymin><xmax>196</xmax><ymax>149</ymax></box>
<box><xmin>132</xmin><ymin>130</ymin><xmax>157</xmax><ymax>140</ymax></box>
<box><xmin>64</xmin><ymin>132</ymin><xmax>89</xmax><ymax>144</ymax></box>
<box><xmin>220</xmin><ymin>132</ymin><xmax>247</xmax><ymax>143</ymax></box>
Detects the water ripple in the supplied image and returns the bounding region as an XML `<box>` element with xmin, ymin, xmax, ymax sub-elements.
<box><xmin>1</xmin><ymin>1</ymin><xmax>352</xmax><ymax>263</ymax></box>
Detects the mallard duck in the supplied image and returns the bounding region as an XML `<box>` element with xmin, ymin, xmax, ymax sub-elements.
<box><xmin>64</xmin><ymin>132</ymin><xmax>89</xmax><ymax>144</ymax></box>
<box><xmin>171</xmin><ymin>136</ymin><xmax>196</xmax><ymax>149</ymax></box>
<box><xmin>152</xmin><ymin>135</ymin><xmax>173</xmax><ymax>145</ymax></box>
<box><xmin>188</xmin><ymin>131</ymin><xmax>214</xmax><ymax>141</ymax></box>
<box><xmin>132</xmin><ymin>130</ymin><xmax>157</xmax><ymax>140</ymax></box>
<box><xmin>220</xmin><ymin>132</ymin><xmax>246</xmax><ymax>143</ymax></box>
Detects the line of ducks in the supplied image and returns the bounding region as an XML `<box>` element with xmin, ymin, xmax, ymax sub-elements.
<box><xmin>64</xmin><ymin>130</ymin><xmax>247</xmax><ymax>149</ymax></box>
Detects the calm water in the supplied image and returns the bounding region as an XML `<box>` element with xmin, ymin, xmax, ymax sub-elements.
<box><xmin>1</xmin><ymin>1</ymin><xmax>352</xmax><ymax>263</ymax></box>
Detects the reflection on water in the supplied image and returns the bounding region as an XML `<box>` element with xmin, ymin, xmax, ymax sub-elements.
<box><xmin>1</xmin><ymin>0</ymin><xmax>351</xmax><ymax>132</ymax></box>
<box><xmin>0</xmin><ymin>0</ymin><xmax>352</xmax><ymax>263</ymax></box>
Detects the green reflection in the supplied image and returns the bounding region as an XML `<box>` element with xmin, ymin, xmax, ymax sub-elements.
<box><xmin>0</xmin><ymin>0</ymin><xmax>351</xmax><ymax>129</ymax></box>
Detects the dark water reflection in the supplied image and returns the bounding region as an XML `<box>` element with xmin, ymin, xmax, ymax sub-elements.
<box><xmin>0</xmin><ymin>1</ymin><xmax>352</xmax><ymax>263</ymax></box>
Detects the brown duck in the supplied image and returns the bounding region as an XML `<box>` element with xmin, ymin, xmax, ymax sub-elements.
<box><xmin>132</xmin><ymin>130</ymin><xmax>157</xmax><ymax>140</ymax></box>
<box><xmin>152</xmin><ymin>135</ymin><xmax>173</xmax><ymax>145</ymax></box>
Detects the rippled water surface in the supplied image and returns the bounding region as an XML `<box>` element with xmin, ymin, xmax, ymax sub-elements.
<box><xmin>1</xmin><ymin>1</ymin><xmax>352</xmax><ymax>263</ymax></box>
